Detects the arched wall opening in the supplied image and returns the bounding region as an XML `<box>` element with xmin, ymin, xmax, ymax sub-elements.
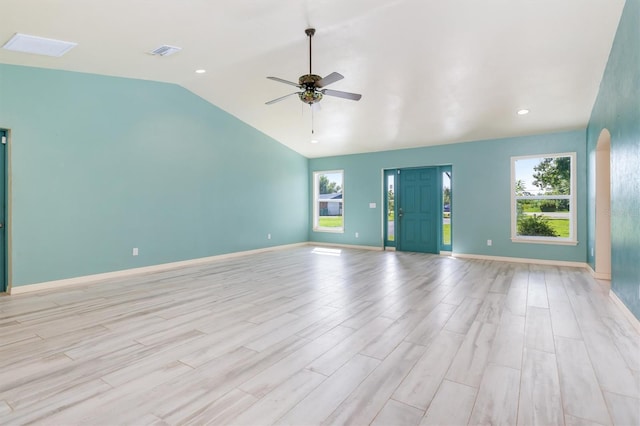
<box><xmin>595</xmin><ymin>128</ymin><xmax>611</xmax><ymax>280</ymax></box>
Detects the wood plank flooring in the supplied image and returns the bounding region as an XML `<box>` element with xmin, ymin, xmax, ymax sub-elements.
<box><xmin>1</xmin><ymin>246</ymin><xmax>639</xmax><ymax>425</ymax></box>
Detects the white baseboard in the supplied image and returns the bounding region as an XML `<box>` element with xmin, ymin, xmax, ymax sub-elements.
<box><xmin>587</xmin><ymin>264</ymin><xmax>611</xmax><ymax>280</ymax></box>
<box><xmin>10</xmin><ymin>243</ymin><xmax>307</xmax><ymax>295</ymax></box>
<box><xmin>307</xmin><ymin>242</ymin><xmax>383</xmax><ymax>251</ymax></box>
<box><xmin>451</xmin><ymin>252</ymin><xmax>588</xmax><ymax>269</ymax></box>
<box><xmin>5</xmin><ymin>244</ymin><xmax>598</xmax><ymax>296</ymax></box>
<box><xmin>609</xmin><ymin>290</ymin><xmax>640</xmax><ymax>334</ymax></box>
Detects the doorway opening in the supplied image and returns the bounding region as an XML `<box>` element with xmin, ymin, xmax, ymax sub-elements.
<box><xmin>595</xmin><ymin>129</ymin><xmax>611</xmax><ymax>280</ymax></box>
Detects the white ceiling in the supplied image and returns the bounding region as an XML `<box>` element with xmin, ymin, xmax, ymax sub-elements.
<box><xmin>0</xmin><ymin>0</ymin><xmax>625</xmax><ymax>158</ymax></box>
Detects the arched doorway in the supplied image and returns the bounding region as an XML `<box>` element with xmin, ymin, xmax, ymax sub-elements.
<box><xmin>595</xmin><ymin>129</ymin><xmax>611</xmax><ymax>280</ymax></box>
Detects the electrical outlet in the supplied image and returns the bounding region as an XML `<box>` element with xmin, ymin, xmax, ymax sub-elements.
<box><xmin>487</xmin><ymin>239</ymin><xmax>492</xmax><ymax>246</ymax></box>
<box><xmin>132</xmin><ymin>247</ymin><xmax>139</xmax><ymax>256</ymax></box>
<box><xmin>267</xmin><ymin>233</ymin><xmax>271</xmax><ymax>240</ymax></box>
<box><xmin>355</xmin><ymin>232</ymin><xmax>359</xmax><ymax>238</ymax></box>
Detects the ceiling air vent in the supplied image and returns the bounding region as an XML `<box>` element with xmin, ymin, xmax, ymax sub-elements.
<box><xmin>149</xmin><ymin>45</ymin><xmax>182</xmax><ymax>56</ymax></box>
<box><xmin>2</xmin><ymin>33</ymin><xmax>77</xmax><ymax>57</ymax></box>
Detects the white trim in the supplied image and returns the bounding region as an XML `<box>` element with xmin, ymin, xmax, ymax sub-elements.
<box><xmin>609</xmin><ymin>290</ymin><xmax>640</xmax><ymax>334</ymax></box>
<box><xmin>511</xmin><ymin>152</ymin><xmax>577</xmax><ymax>242</ymax></box>
<box><xmin>312</xmin><ymin>170</ymin><xmax>345</xmax><ymax>233</ymax></box>
<box><xmin>4</xmin><ymin>129</ymin><xmax>12</xmax><ymax>295</ymax></box>
<box><xmin>5</xmin><ymin>244</ymin><xmax>591</xmax><ymax>296</ymax></box>
<box><xmin>451</xmin><ymin>252</ymin><xmax>587</xmax><ymax>268</ymax></box>
<box><xmin>307</xmin><ymin>242</ymin><xmax>383</xmax><ymax>251</ymax></box>
<box><xmin>594</xmin><ymin>130</ymin><xmax>612</xmax><ymax>278</ymax></box>
<box><xmin>311</xmin><ymin>228</ymin><xmax>344</xmax><ymax>234</ymax></box>
<box><xmin>384</xmin><ymin>246</ymin><xmax>397</xmax><ymax>251</ymax></box>
<box><xmin>439</xmin><ymin>251</ymin><xmax>452</xmax><ymax>256</ymax></box>
<box><xmin>511</xmin><ymin>237</ymin><xmax>578</xmax><ymax>246</ymax></box>
<box><xmin>587</xmin><ymin>264</ymin><xmax>611</xmax><ymax>281</ymax></box>
<box><xmin>515</xmin><ymin>195</ymin><xmax>571</xmax><ymax>200</ymax></box>
<box><xmin>9</xmin><ymin>243</ymin><xmax>307</xmax><ymax>295</ymax></box>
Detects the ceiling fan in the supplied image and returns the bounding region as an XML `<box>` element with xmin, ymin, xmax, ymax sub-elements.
<box><xmin>265</xmin><ymin>28</ymin><xmax>362</xmax><ymax>106</ymax></box>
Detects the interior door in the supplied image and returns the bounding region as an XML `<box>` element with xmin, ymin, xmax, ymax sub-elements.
<box><xmin>397</xmin><ymin>167</ymin><xmax>438</xmax><ymax>253</ymax></box>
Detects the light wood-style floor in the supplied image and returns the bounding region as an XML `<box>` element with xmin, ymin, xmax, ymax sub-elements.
<box><xmin>1</xmin><ymin>246</ymin><xmax>639</xmax><ymax>425</ymax></box>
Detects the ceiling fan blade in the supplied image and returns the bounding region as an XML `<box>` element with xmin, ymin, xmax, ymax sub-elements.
<box><xmin>321</xmin><ymin>88</ymin><xmax>362</xmax><ymax>101</ymax></box>
<box><xmin>265</xmin><ymin>92</ymin><xmax>300</xmax><ymax>105</ymax></box>
<box><xmin>317</xmin><ymin>72</ymin><xmax>344</xmax><ymax>88</ymax></box>
<box><xmin>267</xmin><ymin>76</ymin><xmax>301</xmax><ymax>88</ymax></box>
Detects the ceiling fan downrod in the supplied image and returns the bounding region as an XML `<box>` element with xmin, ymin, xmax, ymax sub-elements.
<box><xmin>305</xmin><ymin>28</ymin><xmax>315</xmax><ymax>75</ymax></box>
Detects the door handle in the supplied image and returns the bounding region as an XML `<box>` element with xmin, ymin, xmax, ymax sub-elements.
<box><xmin>398</xmin><ymin>208</ymin><xmax>403</xmax><ymax>218</ymax></box>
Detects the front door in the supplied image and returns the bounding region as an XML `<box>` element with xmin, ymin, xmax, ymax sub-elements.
<box><xmin>397</xmin><ymin>167</ymin><xmax>438</xmax><ymax>253</ymax></box>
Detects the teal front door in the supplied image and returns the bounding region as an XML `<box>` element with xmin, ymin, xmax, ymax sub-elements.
<box><xmin>0</xmin><ymin>130</ymin><xmax>5</xmax><ymax>292</ymax></box>
<box><xmin>397</xmin><ymin>167</ymin><xmax>438</xmax><ymax>253</ymax></box>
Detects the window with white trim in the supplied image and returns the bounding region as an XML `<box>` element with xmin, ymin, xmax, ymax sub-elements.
<box><xmin>511</xmin><ymin>153</ymin><xmax>577</xmax><ymax>245</ymax></box>
<box><xmin>313</xmin><ymin>170</ymin><xmax>344</xmax><ymax>233</ymax></box>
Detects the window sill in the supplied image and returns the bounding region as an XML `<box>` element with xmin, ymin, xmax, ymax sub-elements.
<box><xmin>313</xmin><ymin>228</ymin><xmax>344</xmax><ymax>234</ymax></box>
<box><xmin>511</xmin><ymin>237</ymin><xmax>578</xmax><ymax>246</ymax></box>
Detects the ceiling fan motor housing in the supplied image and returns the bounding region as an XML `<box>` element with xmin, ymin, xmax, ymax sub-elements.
<box><xmin>298</xmin><ymin>74</ymin><xmax>323</xmax><ymax>104</ymax></box>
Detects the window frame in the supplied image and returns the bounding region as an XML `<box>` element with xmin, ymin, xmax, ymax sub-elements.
<box><xmin>441</xmin><ymin>166</ymin><xmax>452</xmax><ymax>252</ymax></box>
<box><xmin>313</xmin><ymin>170</ymin><xmax>345</xmax><ymax>233</ymax></box>
<box><xmin>510</xmin><ymin>152</ymin><xmax>577</xmax><ymax>245</ymax></box>
<box><xmin>384</xmin><ymin>169</ymin><xmax>396</xmax><ymax>247</ymax></box>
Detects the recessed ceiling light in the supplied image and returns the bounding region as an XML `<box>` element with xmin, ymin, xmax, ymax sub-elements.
<box><xmin>310</xmin><ymin>139</ymin><xmax>319</xmax><ymax>144</ymax></box>
<box><xmin>517</xmin><ymin>109</ymin><xmax>530</xmax><ymax>115</ymax></box>
<box><xmin>2</xmin><ymin>33</ymin><xmax>77</xmax><ymax>57</ymax></box>
<box><xmin>195</xmin><ymin>69</ymin><xmax>206</xmax><ymax>74</ymax></box>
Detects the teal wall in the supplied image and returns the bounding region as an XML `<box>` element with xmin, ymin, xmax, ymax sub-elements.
<box><xmin>310</xmin><ymin>130</ymin><xmax>587</xmax><ymax>263</ymax></box>
<box><xmin>587</xmin><ymin>0</ymin><xmax>640</xmax><ymax>318</ymax></box>
<box><xmin>0</xmin><ymin>64</ymin><xmax>309</xmax><ymax>287</ymax></box>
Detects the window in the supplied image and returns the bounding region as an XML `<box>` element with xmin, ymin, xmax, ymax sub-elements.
<box><xmin>385</xmin><ymin>171</ymin><xmax>395</xmax><ymax>245</ymax></box>
<box><xmin>442</xmin><ymin>168</ymin><xmax>452</xmax><ymax>250</ymax></box>
<box><xmin>313</xmin><ymin>170</ymin><xmax>344</xmax><ymax>232</ymax></box>
<box><xmin>511</xmin><ymin>153</ymin><xmax>577</xmax><ymax>244</ymax></box>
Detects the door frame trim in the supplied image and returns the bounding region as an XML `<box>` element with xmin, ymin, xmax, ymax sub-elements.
<box><xmin>1</xmin><ymin>128</ymin><xmax>11</xmax><ymax>294</ymax></box>
<box><xmin>387</xmin><ymin>165</ymin><xmax>451</xmax><ymax>254</ymax></box>
<box><xmin>383</xmin><ymin>169</ymin><xmax>397</xmax><ymax>248</ymax></box>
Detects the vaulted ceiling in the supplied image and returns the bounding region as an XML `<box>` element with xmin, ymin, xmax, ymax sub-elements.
<box><xmin>0</xmin><ymin>0</ymin><xmax>625</xmax><ymax>158</ymax></box>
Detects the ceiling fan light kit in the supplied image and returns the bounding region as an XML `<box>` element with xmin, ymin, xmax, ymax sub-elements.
<box><xmin>265</xmin><ymin>28</ymin><xmax>362</xmax><ymax>106</ymax></box>
<box><xmin>298</xmin><ymin>75</ymin><xmax>323</xmax><ymax>103</ymax></box>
